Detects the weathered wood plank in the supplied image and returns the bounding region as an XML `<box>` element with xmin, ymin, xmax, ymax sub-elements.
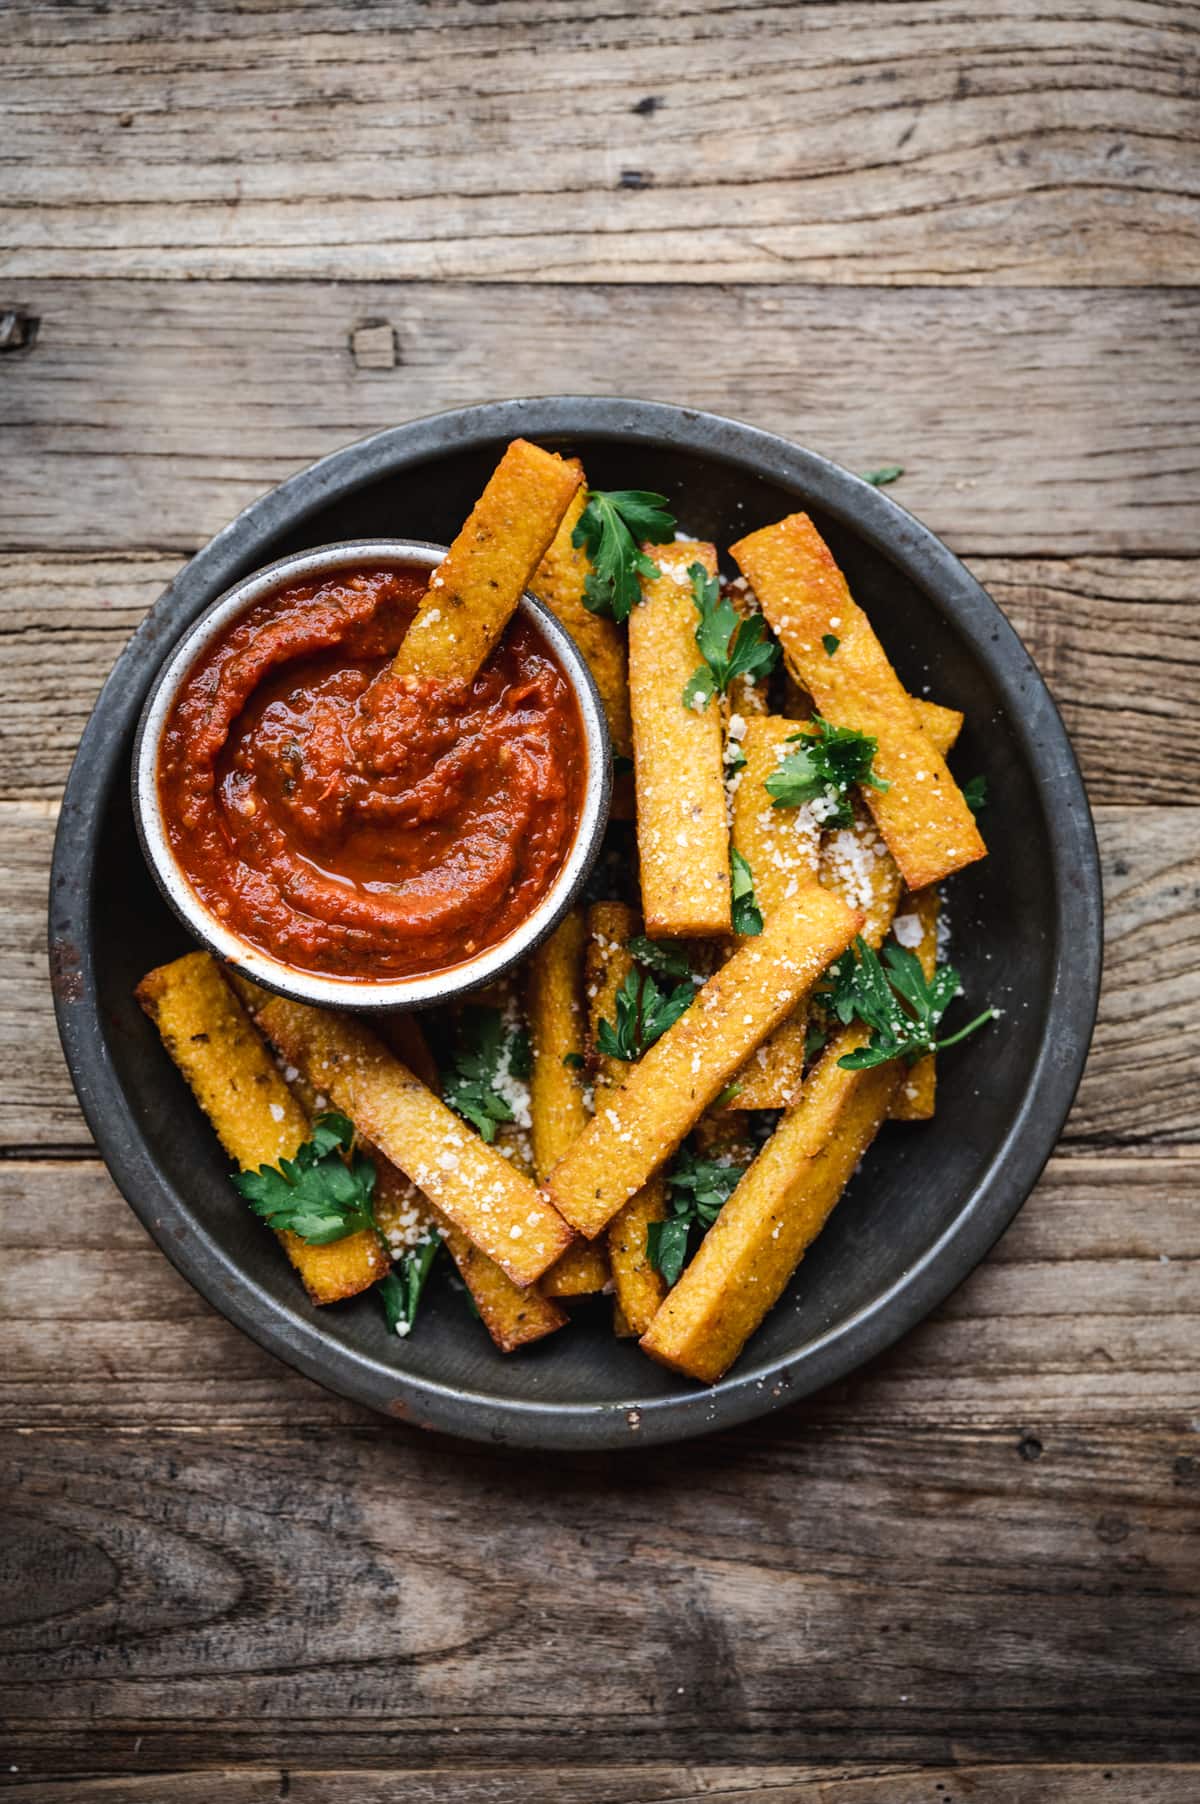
<box><xmin>2</xmin><ymin>282</ymin><xmax>1197</xmax><ymax>555</ymax></box>
<box><xmin>8</xmin><ymin>1766</ymin><xmax>1200</xmax><ymax>1803</ymax></box>
<box><xmin>1</xmin><ymin>1425</ymin><xmax>1196</xmax><ymax>1773</ymax></box>
<box><xmin>0</xmin><ymin>1150</ymin><xmax>1194</xmax><ymax>1428</ymax></box>
<box><xmin>3</xmin><ymin>0</ymin><xmax>1196</xmax><ymax>285</ymax></box>
<box><xmin>5</xmin><ymin>804</ymin><xmax>1194</xmax><ymax>1148</ymax></box>
<box><xmin>3</xmin><ymin>553</ymin><xmax>1195</xmax><ymax>806</ymax></box>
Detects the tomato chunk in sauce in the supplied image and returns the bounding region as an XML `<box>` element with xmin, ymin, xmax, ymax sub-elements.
<box><xmin>158</xmin><ymin>564</ymin><xmax>586</xmax><ymax>979</ymax></box>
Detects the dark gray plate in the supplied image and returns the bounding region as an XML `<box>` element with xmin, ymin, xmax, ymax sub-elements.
<box><xmin>50</xmin><ymin>398</ymin><xmax>1101</xmax><ymax>1449</ymax></box>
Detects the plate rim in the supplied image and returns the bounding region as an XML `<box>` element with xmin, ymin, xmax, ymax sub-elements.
<box><xmin>48</xmin><ymin>395</ymin><xmax>1103</xmax><ymax>1449</ymax></box>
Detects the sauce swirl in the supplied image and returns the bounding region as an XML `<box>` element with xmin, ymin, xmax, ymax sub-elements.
<box><xmin>158</xmin><ymin>564</ymin><xmax>586</xmax><ymax>979</ymax></box>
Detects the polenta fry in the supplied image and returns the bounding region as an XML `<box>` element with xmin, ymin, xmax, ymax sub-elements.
<box><xmin>532</xmin><ymin>469</ymin><xmax>635</xmax><ymax>816</ymax></box>
<box><xmin>546</xmin><ymin>884</ymin><xmax>860</xmax><ymax>1238</ymax></box>
<box><xmin>730</xmin><ymin>513</ymin><xmax>986</xmax><ymax>890</ymax></box>
<box><xmin>136</xmin><ymin>953</ymin><xmax>387</xmax><ymax>1305</ymax></box>
<box><xmin>526</xmin><ymin>908</ymin><xmax>611</xmax><ymax>1297</ymax></box>
<box><xmin>727</xmin><ymin>714</ymin><xmax>824</xmax><ymax>1108</ymax></box>
<box><xmin>586</xmin><ymin>901</ymin><xmax>668</xmax><ymax>1334</ymax></box>
<box><xmin>393</xmin><ymin>438</ymin><xmax>582</xmax><ymax>684</ymax></box>
<box><xmin>640</xmin><ymin>1025</ymin><xmax>902</xmax><ymax>1382</ymax></box>
<box><xmin>629</xmin><ymin>542</ymin><xmax>732</xmax><ymax>936</ymax></box>
<box><xmin>252</xmin><ymin>996</ymin><xmax>575</xmax><ymax>1287</ymax></box>
<box><xmin>229</xmin><ymin>971</ymin><xmax>567</xmax><ymax>1348</ymax></box>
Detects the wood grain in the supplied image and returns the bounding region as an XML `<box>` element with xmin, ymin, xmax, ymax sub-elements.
<box><xmin>8</xmin><ymin>804</ymin><xmax>1196</xmax><ymax>1149</ymax></box>
<box><xmin>7</xmin><ymin>1769</ymin><xmax>1200</xmax><ymax>1803</ymax></box>
<box><xmin>2</xmin><ymin>282</ymin><xmax>1197</xmax><ymax>555</ymax></box>
<box><xmin>0</xmin><ymin>1149</ymin><xmax>1195</xmax><ymax>1430</ymax></box>
<box><xmin>3</xmin><ymin>1</ymin><xmax>1196</xmax><ymax>285</ymax></box>
<box><xmin>2</xmin><ymin>554</ymin><xmax>1196</xmax><ymax>806</ymax></box>
<box><xmin>1</xmin><ymin>1424</ymin><xmax>1197</xmax><ymax>1774</ymax></box>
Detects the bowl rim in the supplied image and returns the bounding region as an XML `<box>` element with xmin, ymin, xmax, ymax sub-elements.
<box><xmin>130</xmin><ymin>537</ymin><xmax>613</xmax><ymax>1011</ymax></box>
<box><xmin>49</xmin><ymin>395</ymin><xmax>1103</xmax><ymax>1450</ymax></box>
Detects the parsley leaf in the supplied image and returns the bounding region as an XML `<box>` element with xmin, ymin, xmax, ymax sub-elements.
<box><xmin>822</xmin><ymin>633</ymin><xmax>840</xmax><ymax>656</ymax></box>
<box><xmin>681</xmin><ymin>563</ymin><xmax>779</xmax><ymax>711</ymax></box>
<box><xmin>823</xmin><ymin>935</ymin><xmax>996</xmax><ymax>1071</ymax></box>
<box><xmin>377</xmin><ymin>1234</ymin><xmax>441</xmax><ymax>1338</ymax></box>
<box><xmin>725</xmin><ymin>739</ymin><xmax>747</xmax><ymax>774</ymax></box>
<box><xmin>627</xmin><ymin>934</ymin><xmax>695</xmax><ymax>981</ymax></box>
<box><xmin>232</xmin><ymin>1111</ymin><xmax>380</xmax><ymax>1244</ymax></box>
<box><xmin>730</xmin><ymin>848</ymin><xmax>763</xmax><ymax>937</ymax></box>
<box><xmin>862</xmin><ymin>464</ymin><xmax>904</xmax><ymax>487</ymax></box>
<box><xmin>562</xmin><ymin>1051</ymin><xmax>585</xmax><ymax>1070</ymax></box>
<box><xmin>765</xmin><ymin>715</ymin><xmax>889</xmax><ymax>828</ymax></box>
<box><xmin>572</xmin><ymin>489</ymin><xmax>676</xmax><ymax>623</ymax></box>
<box><xmin>647</xmin><ymin>1146</ymin><xmax>748</xmax><ymax>1285</ymax></box>
<box><xmin>441</xmin><ymin>1005</ymin><xmax>525</xmax><ymax>1142</ymax></box>
<box><xmin>596</xmin><ymin>968</ymin><xmax>694</xmax><ymax>1063</ymax></box>
<box><xmin>963</xmin><ymin>774</ymin><xmax>988</xmax><ymax>815</ymax></box>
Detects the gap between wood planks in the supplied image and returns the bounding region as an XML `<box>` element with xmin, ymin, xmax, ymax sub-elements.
<box><xmin>5</xmin><ymin>1768</ymin><xmax>1200</xmax><ymax>1803</ymax></box>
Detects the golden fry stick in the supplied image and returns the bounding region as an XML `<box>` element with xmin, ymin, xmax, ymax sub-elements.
<box><xmin>641</xmin><ymin>1026</ymin><xmax>901</xmax><ymax>1382</ymax></box>
<box><xmin>586</xmin><ymin>902</ymin><xmax>668</xmax><ymax>1333</ymax></box>
<box><xmin>607</xmin><ymin>1180</ymin><xmax>668</xmax><ymax>1335</ymax></box>
<box><xmin>374</xmin><ymin>1013</ymin><xmax>441</xmax><ymax>1091</ymax></box>
<box><xmin>136</xmin><ymin>953</ymin><xmax>387</xmax><ymax>1305</ymax></box>
<box><xmin>525</xmin><ymin>909</ymin><xmax>590</xmax><ymax>1179</ymax></box>
<box><xmin>546</xmin><ymin>885</ymin><xmax>860</xmax><ymax>1238</ymax></box>
<box><xmin>629</xmin><ymin>541</ymin><xmax>731</xmax><ymax>936</ymax></box>
<box><xmin>819</xmin><ymin>696</ymin><xmax>961</xmax><ymax>948</ymax></box>
<box><xmin>730</xmin><ymin>513</ymin><xmax>986</xmax><ymax>890</ymax></box>
<box><xmin>914</xmin><ymin>697</ymin><xmax>964</xmax><ymax>750</ymax></box>
<box><xmin>727</xmin><ymin>714</ymin><xmax>824</xmax><ymax>1107</ymax></box>
<box><xmin>525</xmin><ymin>907</ymin><xmax>610</xmax><ymax>1296</ymax></box>
<box><xmin>889</xmin><ymin>885</ymin><xmax>940</xmax><ymax>1121</ymax></box>
<box><xmin>393</xmin><ymin>438</ymin><xmax>582</xmax><ymax>684</ymax></box>
<box><xmin>253</xmin><ymin>996</ymin><xmax>574</xmax><ymax>1287</ymax></box>
<box><xmin>228</xmin><ymin>973</ymin><xmax>565</xmax><ymax>1347</ymax></box>
<box><xmin>531</xmin><ymin>470</ymin><xmax>634</xmax><ymax>817</ymax></box>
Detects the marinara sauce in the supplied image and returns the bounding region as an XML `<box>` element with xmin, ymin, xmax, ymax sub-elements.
<box><xmin>158</xmin><ymin>564</ymin><xmax>586</xmax><ymax>980</ymax></box>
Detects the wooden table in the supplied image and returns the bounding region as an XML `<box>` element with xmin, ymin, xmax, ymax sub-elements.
<box><xmin>2</xmin><ymin>4</ymin><xmax>1197</xmax><ymax>1798</ymax></box>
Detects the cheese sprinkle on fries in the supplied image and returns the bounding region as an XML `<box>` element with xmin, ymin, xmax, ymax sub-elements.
<box><xmin>139</xmin><ymin>442</ymin><xmax>995</xmax><ymax>1382</ymax></box>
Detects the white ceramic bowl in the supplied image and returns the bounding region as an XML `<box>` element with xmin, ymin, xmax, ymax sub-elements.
<box><xmin>132</xmin><ymin>539</ymin><xmax>612</xmax><ymax>1011</ymax></box>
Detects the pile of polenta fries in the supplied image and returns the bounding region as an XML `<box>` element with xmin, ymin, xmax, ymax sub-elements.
<box><xmin>139</xmin><ymin>439</ymin><xmax>991</xmax><ymax>1384</ymax></box>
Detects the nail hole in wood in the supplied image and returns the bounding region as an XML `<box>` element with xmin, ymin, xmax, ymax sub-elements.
<box><xmin>350</xmin><ymin>319</ymin><xmax>398</xmax><ymax>371</ymax></box>
<box><xmin>0</xmin><ymin>309</ymin><xmax>39</xmax><ymax>356</ymax></box>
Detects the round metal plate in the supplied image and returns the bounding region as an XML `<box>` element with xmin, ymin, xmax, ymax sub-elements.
<box><xmin>49</xmin><ymin>397</ymin><xmax>1102</xmax><ymax>1449</ymax></box>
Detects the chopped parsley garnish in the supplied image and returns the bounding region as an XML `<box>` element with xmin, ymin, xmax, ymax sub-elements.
<box><xmin>441</xmin><ymin>1005</ymin><xmax>527</xmax><ymax>1142</ymax></box>
<box><xmin>862</xmin><ymin>464</ymin><xmax>904</xmax><ymax>487</ymax></box>
<box><xmin>572</xmin><ymin>489</ymin><xmax>676</xmax><ymax>623</ymax></box>
<box><xmin>596</xmin><ymin>967</ymin><xmax>694</xmax><ymax>1063</ymax></box>
<box><xmin>764</xmin><ymin>715</ymin><xmax>889</xmax><ymax>828</ymax></box>
<box><xmin>232</xmin><ymin>1111</ymin><xmax>380</xmax><ymax>1245</ymax></box>
<box><xmin>681</xmin><ymin>563</ymin><xmax>779</xmax><ymax>711</ymax></box>
<box><xmin>626</xmin><ymin>934</ymin><xmax>695</xmax><ymax>981</ymax></box>
<box><xmin>725</xmin><ymin>739</ymin><xmax>747</xmax><ymax>774</ymax></box>
<box><xmin>962</xmin><ymin>773</ymin><xmax>988</xmax><ymax>815</ymax></box>
<box><xmin>562</xmin><ymin>1051</ymin><xmax>586</xmax><ymax>1070</ymax></box>
<box><xmin>804</xmin><ymin>1022</ymin><xmax>829</xmax><ymax>1061</ymax></box>
<box><xmin>820</xmin><ymin>935</ymin><xmax>996</xmax><ymax>1071</ymax></box>
<box><xmin>822</xmin><ymin>633</ymin><xmax>840</xmax><ymax>656</ymax></box>
<box><xmin>648</xmin><ymin>1146</ymin><xmax>748</xmax><ymax>1286</ymax></box>
<box><xmin>730</xmin><ymin>848</ymin><xmax>763</xmax><ymax>937</ymax></box>
<box><xmin>377</xmin><ymin>1235</ymin><xmax>441</xmax><ymax>1338</ymax></box>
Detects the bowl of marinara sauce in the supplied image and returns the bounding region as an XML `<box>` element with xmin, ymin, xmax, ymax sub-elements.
<box><xmin>132</xmin><ymin>541</ymin><xmax>612</xmax><ymax>1010</ymax></box>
